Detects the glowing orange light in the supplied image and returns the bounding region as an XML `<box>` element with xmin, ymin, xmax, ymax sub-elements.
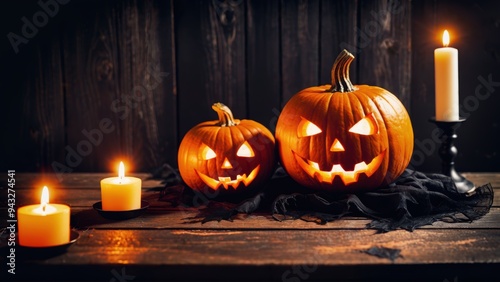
<box><xmin>118</xmin><ymin>161</ymin><xmax>125</xmax><ymax>180</ymax></box>
<box><xmin>330</xmin><ymin>139</ymin><xmax>345</xmax><ymax>152</ymax></box>
<box><xmin>201</xmin><ymin>144</ymin><xmax>217</xmax><ymax>160</ymax></box>
<box><xmin>298</xmin><ymin>118</ymin><xmax>322</xmax><ymax>137</ymax></box>
<box><xmin>442</xmin><ymin>30</ymin><xmax>450</xmax><ymax>47</ymax></box>
<box><xmin>349</xmin><ymin>114</ymin><xmax>378</xmax><ymax>135</ymax></box>
<box><xmin>236</xmin><ymin>141</ymin><xmax>255</xmax><ymax>157</ymax></box>
<box><xmin>41</xmin><ymin>186</ymin><xmax>49</xmax><ymax>208</ymax></box>
<box><xmin>221</xmin><ymin>158</ymin><xmax>233</xmax><ymax>169</ymax></box>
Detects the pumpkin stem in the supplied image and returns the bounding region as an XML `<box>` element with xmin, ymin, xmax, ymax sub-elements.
<box><xmin>212</xmin><ymin>102</ymin><xmax>239</xmax><ymax>127</ymax></box>
<box><xmin>329</xmin><ymin>49</ymin><xmax>355</xmax><ymax>92</ymax></box>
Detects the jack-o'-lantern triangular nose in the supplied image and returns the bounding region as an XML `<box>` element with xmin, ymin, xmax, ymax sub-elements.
<box><xmin>221</xmin><ymin>157</ymin><xmax>233</xmax><ymax>169</ymax></box>
<box><xmin>330</xmin><ymin>138</ymin><xmax>345</xmax><ymax>152</ymax></box>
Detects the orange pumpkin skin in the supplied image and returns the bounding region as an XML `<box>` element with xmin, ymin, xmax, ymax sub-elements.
<box><xmin>275</xmin><ymin>50</ymin><xmax>413</xmax><ymax>192</ymax></box>
<box><xmin>178</xmin><ymin>103</ymin><xmax>275</xmax><ymax>195</ymax></box>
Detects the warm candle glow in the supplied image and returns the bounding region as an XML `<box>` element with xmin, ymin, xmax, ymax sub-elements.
<box><xmin>18</xmin><ymin>185</ymin><xmax>70</xmax><ymax>246</ymax></box>
<box><xmin>41</xmin><ymin>186</ymin><xmax>49</xmax><ymax>207</ymax></box>
<box><xmin>442</xmin><ymin>30</ymin><xmax>450</xmax><ymax>47</ymax></box>
<box><xmin>101</xmin><ymin>161</ymin><xmax>142</xmax><ymax>211</ymax></box>
<box><xmin>35</xmin><ymin>186</ymin><xmax>56</xmax><ymax>214</ymax></box>
<box><xmin>435</xmin><ymin>29</ymin><xmax>459</xmax><ymax>121</ymax></box>
<box><xmin>118</xmin><ymin>161</ymin><xmax>125</xmax><ymax>180</ymax></box>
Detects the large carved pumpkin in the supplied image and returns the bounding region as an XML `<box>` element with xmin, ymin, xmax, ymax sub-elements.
<box><xmin>178</xmin><ymin>103</ymin><xmax>275</xmax><ymax>195</ymax></box>
<box><xmin>275</xmin><ymin>49</ymin><xmax>413</xmax><ymax>192</ymax></box>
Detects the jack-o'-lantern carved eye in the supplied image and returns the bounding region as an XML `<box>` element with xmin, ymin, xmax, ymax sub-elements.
<box><xmin>297</xmin><ymin>117</ymin><xmax>322</xmax><ymax>137</ymax></box>
<box><xmin>201</xmin><ymin>144</ymin><xmax>217</xmax><ymax>160</ymax></box>
<box><xmin>349</xmin><ymin>113</ymin><xmax>379</xmax><ymax>135</ymax></box>
<box><xmin>236</xmin><ymin>141</ymin><xmax>254</xmax><ymax>157</ymax></box>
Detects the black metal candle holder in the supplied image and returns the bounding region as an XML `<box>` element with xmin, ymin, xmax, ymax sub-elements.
<box><xmin>429</xmin><ymin>117</ymin><xmax>476</xmax><ymax>195</ymax></box>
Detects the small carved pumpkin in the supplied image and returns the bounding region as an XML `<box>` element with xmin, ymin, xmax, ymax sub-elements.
<box><xmin>275</xmin><ymin>50</ymin><xmax>414</xmax><ymax>192</ymax></box>
<box><xmin>178</xmin><ymin>103</ymin><xmax>275</xmax><ymax>195</ymax></box>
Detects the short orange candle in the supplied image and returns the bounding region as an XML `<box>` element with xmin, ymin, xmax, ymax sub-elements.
<box><xmin>18</xmin><ymin>186</ymin><xmax>70</xmax><ymax>247</ymax></box>
<box><xmin>100</xmin><ymin>162</ymin><xmax>142</xmax><ymax>211</ymax></box>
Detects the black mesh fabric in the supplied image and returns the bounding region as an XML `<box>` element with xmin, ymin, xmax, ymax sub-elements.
<box><xmin>157</xmin><ymin>166</ymin><xmax>493</xmax><ymax>232</ymax></box>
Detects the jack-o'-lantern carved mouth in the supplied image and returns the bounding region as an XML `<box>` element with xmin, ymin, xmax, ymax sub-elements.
<box><xmin>293</xmin><ymin>150</ymin><xmax>386</xmax><ymax>186</ymax></box>
<box><xmin>195</xmin><ymin>166</ymin><xmax>260</xmax><ymax>190</ymax></box>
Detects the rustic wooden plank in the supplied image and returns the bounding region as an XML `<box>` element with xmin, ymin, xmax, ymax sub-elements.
<box><xmin>3</xmin><ymin>189</ymin><xmax>499</xmax><ymax>230</ymax></box>
<box><xmin>60</xmin><ymin>0</ymin><xmax>124</xmax><ymax>173</ymax></box>
<box><xmin>319</xmin><ymin>0</ymin><xmax>358</xmax><ymax>84</ymax></box>
<box><xmin>462</xmin><ymin>172</ymin><xmax>500</xmax><ymax>188</ymax></box>
<box><xmin>59</xmin><ymin>0</ymin><xmax>176</xmax><ymax>174</ymax></box>
<box><xmin>6</xmin><ymin>173</ymin><xmax>161</xmax><ymax>189</ymax></box>
<box><xmin>357</xmin><ymin>0</ymin><xmax>411</xmax><ymax>109</ymax></box>
<box><xmin>6</xmin><ymin>229</ymin><xmax>500</xmax><ymax>281</ymax></box>
<box><xmin>9</xmin><ymin>26</ymin><xmax>65</xmax><ymax>173</ymax></box>
<box><xmin>246</xmin><ymin>0</ymin><xmax>281</xmax><ymax>130</ymax></box>
<box><xmin>9</xmin><ymin>172</ymin><xmax>500</xmax><ymax>192</ymax></box>
<box><xmin>0</xmin><ymin>1</ymin><xmax>66</xmax><ymax>173</ymax></box>
<box><xmin>73</xmin><ymin>207</ymin><xmax>500</xmax><ymax>230</ymax></box>
<box><xmin>281</xmin><ymin>0</ymin><xmax>320</xmax><ymax>102</ymax></box>
<box><xmin>2</xmin><ymin>204</ymin><xmax>500</xmax><ymax>230</ymax></box>
<box><xmin>408</xmin><ymin>0</ymin><xmax>442</xmax><ymax>174</ymax></box>
<box><xmin>175</xmin><ymin>0</ymin><xmax>247</xmax><ymax>140</ymax></box>
<box><xmin>114</xmin><ymin>0</ymin><xmax>177</xmax><ymax>172</ymax></box>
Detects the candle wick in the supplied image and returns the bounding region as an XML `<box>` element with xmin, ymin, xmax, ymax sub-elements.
<box><xmin>42</xmin><ymin>203</ymin><xmax>46</xmax><ymax>213</ymax></box>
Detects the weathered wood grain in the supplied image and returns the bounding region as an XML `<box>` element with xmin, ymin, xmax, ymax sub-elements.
<box><xmin>8</xmin><ymin>171</ymin><xmax>499</xmax><ymax>193</ymax></box>
<box><xmin>60</xmin><ymin>0</ymin><xmax>176</xmax><ymax>173</ymax></box>
<box><xmin>1</xmin><ymin>172</ymin><xmax>499</xmax><ymax>281</ymax></box>
<box><xmin>115</xmin><ymin>0</ymin><xmax>177</xmax><ymax>171</ymax></box>
<box><xmin>280</xmin><ymin>0</ymin><xmax>320</xmax><ymax>102</ymax></box>
<box><xmin>246</xmin><ymin>0</ymin><xmax>281</xmax><ymax>131</ymax></box>
<box><xmin>175</xmin><ymin>0</ymin><xmax>246</xmax><ymax>139</ymax></box>
<box><xmin>6</xmin><ymin>173</ymin><xmax>162</xmax><ymax>189</ymax></box>
<box><xmin>319</xmin><ymin>0</ymin><xmax>359</xmax><ymax>84</ymax></box>
<box><xmin>61</xmin><ymin>0</ymin><xmax>124</xmax><ymax>173</ymax></box>
<box><xmin>3</xmin><ymin>0</ymin><xmax>499</xmax><ymax>176</ymax></box>
<box><xmin>8</xmin><ymin>26</ymin><xmax>66</xmax><ymax>172</ymax></box>
<box><xmin>358</xmin><ymin>0</ymin><xmax>412</xmax><ymax>109</ymax></box>
<box><xmin>6</xmin><ymin>229</ymin><xmax>500</xmax><ymax>281</ymax></box>
<box><xmin>2</xmin><ymin>173</ymin><xmax>498</xmax><ymax>230</ymax></box>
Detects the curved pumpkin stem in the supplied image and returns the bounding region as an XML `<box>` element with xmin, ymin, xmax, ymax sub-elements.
<box><xmin>212</xmin><ymin>102</ymin><xmax>239</xmax><ymax>127</ymax></box>
<box><xmin>330</xmin><ymin>49</ymin><xmax>355</xmax><ymax>93</ymax></box>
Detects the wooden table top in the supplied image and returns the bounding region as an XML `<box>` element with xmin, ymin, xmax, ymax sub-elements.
<box><xmin>1</xmin><ymin>172</ymin><xmax>499</xmax><ymax>281</ymax></box>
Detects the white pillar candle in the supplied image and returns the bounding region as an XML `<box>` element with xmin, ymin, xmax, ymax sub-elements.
<box><xmin>434</xmin><ymin>30</ymin><xmax>459</xmax><ymax>121</ymax></box>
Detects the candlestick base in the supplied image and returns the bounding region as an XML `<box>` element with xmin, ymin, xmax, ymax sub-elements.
<box><xmin>93</xmin><ymin>200</ymin><xmax>150</xmax><ymax>220</ymax></box>
<box><xmin>429</xmin><ymin>117</ymin><xmax>476</xmax><ymax>195</ymax></box>
<box><xmin>17</xmin><ymin>230</ymin><xmax>80</xmax><ymax>258</ymax></box>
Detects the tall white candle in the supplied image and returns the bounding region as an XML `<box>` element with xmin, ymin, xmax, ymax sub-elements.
<box><xmin>434</xmin><ymin>30</ymin><xmax>459</xmax><ymax>121</ymax></box>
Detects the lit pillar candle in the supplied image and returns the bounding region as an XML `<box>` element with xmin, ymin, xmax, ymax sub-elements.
<box><xmin>100</xmin><ymin>162</ymin><xmax>141</xmax><ymax>211</ymax></box>
<box><xmin>18</xmin><ymin>186</ymin><xmax>70</xmax><ymax>247</ymax></box>
<box><xmin>434</xmin><ymin>30</ymin><xmax>459</xmax><ymax>121</ymax></box>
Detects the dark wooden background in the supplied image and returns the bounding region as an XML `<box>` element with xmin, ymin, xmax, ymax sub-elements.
<box><xmin>1</xmin><ymin>0</ymin><xmax>499</xmax><ymax>177</ymax></box>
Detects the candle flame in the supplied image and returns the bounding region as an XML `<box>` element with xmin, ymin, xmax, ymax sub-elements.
<box><xmin>442</xmin><ymin>30</ymin><xmax>450</xmax><ymax>47</ymax></box>
<box><xmin>118</xmin><ymin>161</ymin><xmax>125</xmax><ymax>180</ymax></box>
<box><xmin>41</xmin><ymin>186</ymin><xmax>49</xmax><ymax>212</ymax></box>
